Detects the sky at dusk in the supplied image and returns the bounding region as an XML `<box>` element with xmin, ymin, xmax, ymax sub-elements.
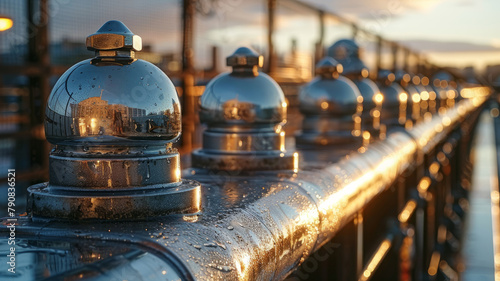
<box><xmin>305</xmin><ymin>0</ymin><xmax>500</xmax><ymax>70</ymax></box>
<box><xmin>1</xmin><ymin>0</ymin><xmax>499</xmax><ymax>71</ymax></box>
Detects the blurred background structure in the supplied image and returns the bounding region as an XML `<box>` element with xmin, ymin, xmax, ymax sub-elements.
<box><xmin>1</xmin><ymin>1</ymin><xmax>500</xmax><ymax>281</ymax></box>
<box><xmin>1</xmin><ymin>0</ymin><xmax>499</xmax><ymax>217</ymax></box>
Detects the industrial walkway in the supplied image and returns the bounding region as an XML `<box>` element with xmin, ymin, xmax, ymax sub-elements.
<box><xmin>462</xmin><ymin>110</ymin><xmax>500</xmax><ymax>280</ymax></box>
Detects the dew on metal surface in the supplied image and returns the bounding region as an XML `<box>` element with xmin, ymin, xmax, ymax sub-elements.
<box><xmin>216</xmin><ymin>242</ymin><xmax>227</xmax><ymax>250</ymax></box>
<box><xmin>208</xmin><ymin>263</ymin><xmax>235</xmax><ymax>273</ymax></box>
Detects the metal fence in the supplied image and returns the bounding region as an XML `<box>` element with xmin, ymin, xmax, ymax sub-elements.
<box><xmin>0</xmin><ymin>1</ymin><xmax>496</xmax><ymax>280</ymax></box>
<box><xmin>0</xmin><ymin>0</ymin><xmax>432</xmax><ymax>187</ymax></box>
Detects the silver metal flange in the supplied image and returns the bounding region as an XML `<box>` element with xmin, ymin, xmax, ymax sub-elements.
<box><xmin>28</xmin><ymin>179</ymin><xmax>200</xmax><ymax>220</ymax></box>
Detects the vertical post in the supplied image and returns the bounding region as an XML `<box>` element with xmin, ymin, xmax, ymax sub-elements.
<box><xmin>415</xmin><ymin>207</ymin><xmax>425</xmax><ymax>281</ymax></box>
<box><xmin>392</xmin><ymin>44</ymin><xmax>398</xmax><ymax>73</ymax></box>
<box><xmin>267</xmin><ymin>0</ymin><xmax>276</xmax><ymax>74</ymax></box>
<box><xmin>210</xmin><ymin>45</ymin><xmax>218</xmax><ymax>73</ymax></box>
<box><xmin>351</xmin><ymin>23</ymin><xmax>358</xmax><ymax>39</ymax></box>
<box><xmin>181</xmin><ymin>0</ymin><xmax>196</xmax><ymax>152</ymax></box>
<box><xmin>375</xmin><ymin>35</ymin><xmax>382</xmax><ymax>78</ymax></box>
<box><xmin>415</xmin><ymin>53</ymin><xmax>422</xmax><ymax>74</ymax></box>
<box><xmin>426</xmin><ymin>61</ymin><xmax>432</xmax><ymax>77</ymax></box>
<box><xmin>403</xmin><ymin>48</ymin><xmax>410</xmax><ymax>73</ymax></box>
<box><xmin>27</xmin><ymin>0</ymin><xmax>50</xmax><ymax>178</ymax></box>
<box><xmin>424</xmin><ymin>60</ymin><xmax>430</xmax><ymax>77</ymax></box>
<box><xmin>356</xmin><ymin>212</ymin><xmax>364</xmax><ymax>277</ymax></box>
<box><xmin>315</xmin><ymin>11</ymin><xmax>325</xmax><ymax>63</ymax></box>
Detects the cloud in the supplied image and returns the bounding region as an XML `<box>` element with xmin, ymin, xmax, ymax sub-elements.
<box><xmin>401</xmin><ymin>0</ymin><xmax>442</xmax><ymax>11</ymax></box>
<box><xmin>302</xmin><ymin>0</ymin><xmax>445</xmax><ymax>18</ymax></box>
<box><xmin>491</xmin><ymin>39</ymin><xmax>500</xmax><ymax>48</ymax></box>
<box><xmin>398</xmin><ymin>39</ymin><xmax>500</xmax><ymax>52</ymax></box>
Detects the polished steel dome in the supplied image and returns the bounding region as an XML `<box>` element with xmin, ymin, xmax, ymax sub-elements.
<box><xmin>299</xmin><ymin>57</ymin><xmax>361</xmax><ymax>116</ymax></box>
<box><xmin>199</xmin><ymin>47</ymin><xmax>286</xmax><ymax>127</ymax></box>
<box><xmin>31</xmin><ymin>21</ymin><xmax>200</xmax><ymax>221</ymax></box>
<box><xmin>192</xmin><ymin>47</ymin><xmax>296</xmax><ymax>171</ymax></box>
<box><xmin>354</xmin><ymin>78</ymin><xmax>379</xmax><ymax>109</ymax></box>
<box><xmin>376</xmin><ymin>69</ymin><xmax>407</xmax><ymax>127</ymax></box>
<box><xmin>296</xmin><ymin>57</ymin><xmax>363</xmax><ymax>148</ymax></box>
<box><xmin>45</xmin><ymin>20</ymin><xmax>181</xmax><ymax>147</ymax></box>
<box><xmin>327</xmin><ymin>39</ymin><xmax>368</xmax><ymax>76</ymax></box>
<box><xmin>327</xmin><ymin>39</ymin><xmax>382</xmax><ymax>139</ymax></box>
<box><xmin>376</xmin><ymin>69</ymin><xmax>404</xmax><ymax>108</ymax></box>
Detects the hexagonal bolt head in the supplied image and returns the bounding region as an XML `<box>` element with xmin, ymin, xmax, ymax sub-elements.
<box><xmin>226</xmin><ymin>47</ymin><xmax>263</xmax><ymax>67</ymax></box>
<box><xmin>86</xmin><ymin>20</ymin><xmax>142</xmax><ymax>52</ymax></box>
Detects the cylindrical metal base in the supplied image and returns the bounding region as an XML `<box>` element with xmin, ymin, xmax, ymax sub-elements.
<box><xmin>48</xmin><ymin>153</ymin><xmax>181</xmax><ymax>190</ymax></box>
<box><xmin>202</xmin><ymin>129</ymin><xmax>284</xmax><ymax>153</ymax></box>
<box><xmin>191</xmin><ymin>150</ymin><xmax>296</xmax><ymax>171</ymax></box>
<box><xmin>295</xmin><ymin>131</ymin><xmax>363</xmax><ymax>147</ymax></box>
<box><xmin>28</xmin><ymin>179</ymin><xmax>201</xmax><ymax>220</ymax></box>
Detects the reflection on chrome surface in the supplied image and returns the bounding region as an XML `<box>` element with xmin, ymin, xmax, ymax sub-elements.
<box><xmin>45</xmin><ymin>59</ymin><xmax>182</xmax><ymax>146</ymax></box>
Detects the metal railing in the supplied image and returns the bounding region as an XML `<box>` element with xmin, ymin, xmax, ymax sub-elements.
<box><xmin>0</xmin><ymin>0</ymin><xmax>439</xmax><ymax>193</ymax></box>
<box><xmin>1</xmin><ymin>89</ymin><xmax>491</xmax><ymax>281</ymax></box>
<box><xmin>0</xmin><ymin>1</ymin><xmax>496</xmax><ymax>280</ymax></box>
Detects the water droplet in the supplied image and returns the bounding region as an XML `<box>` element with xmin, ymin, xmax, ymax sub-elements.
<box><xmin>193</xmin><ymin>245</ymin><xmax>201</xmax><ymax>250</ymax></box>
<box><xmin>140</xmin><ymin>77</ymin><xmax>144</xmax><ymax>80</ymax></box>
<box><xmin>82</xmin><ymin>146</ymin><xmax>89</xmax><ymax>152</ymax></box>
<box><xmin>204</xmin><ymin>242</ymin><xmax>217</xmax><ymax>248</ymax></box>
<box><xmin>227</xmin><ymin>226</ymin><xmax>234</xmax><ymax>230</ymax></box>
<box><xmin>216</xmin><ymin>242</ymin><xmax>227</xmax><ymax>250</ymax></box>
<box><xmin>154</xmin><ymin>103</ymin><xmax>157</xmax><ymax>106</ymax></box>
<box><xmin>208</xmin><ymin>264</ymin><xmax>234</xmax><ymax>272</ymax></box>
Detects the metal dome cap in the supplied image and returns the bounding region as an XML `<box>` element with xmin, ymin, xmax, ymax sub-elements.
<box><xmin>299</xmin><ymin>57</ymin><xmax>361</xmax><ymax>116</ymax></box>
<box><xmin>296</xmin><ymin>57</ymin><xmax>363</xmax><ymax>148</ymax></box>
<box><xmin>376</xmin><ymin>69</ymin><xmax>408</xmax><ymax>128</ymax></box>
<box><xmin>432</xmin><ymin>71</ymin><xmax>454</xmax><ymax>83</ymax></box>
<box><xmin>30</xmin><ymin>21</ymin><xmax>200</xmax><ymax>221</ymax></box>
<box><xmin>395</xmin><ymin>70</ymin><xmax>412</xmax><ymax>84</ymax></box>
<box><xmin>199</xmin><ymin>47</ymin><xmax>286</xmax><ymax>128</ymax></box>
<box><xmin>45</xmin><ymin>20</ymin><xmax>181</xmax><ymax>148</ymax></box>
<box><xmin>327</xmin><ymin>40</ymin><xmax>382</xmax><ymax>139</ymax></box>
<box><xmin>377</xmin><ymin>69</ymin><xmax>395</xmax><ymax>84</ymax></box>
<box><xmin>376</xmin><ymin>69</ymin><xmax>403</xmax><ymax>106</ymax></box>
<box><xmin>192</xmin><ymin>47</ymin><xmax>297</xmax><ymax>171</ymax></box>
<box><xmin>327</xmin><ymin>40</ymin><xmax>383</xmax><ymax>138</ymax></box>
<box><xmin>431</xmin><ymin>71</ymin><xmax>459</xmax><ymax>108</ymax></box>
<box><xmin>327</xmin><ymin>39</ymin><xmax>369</xmax><ymax>77</ymax></box>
